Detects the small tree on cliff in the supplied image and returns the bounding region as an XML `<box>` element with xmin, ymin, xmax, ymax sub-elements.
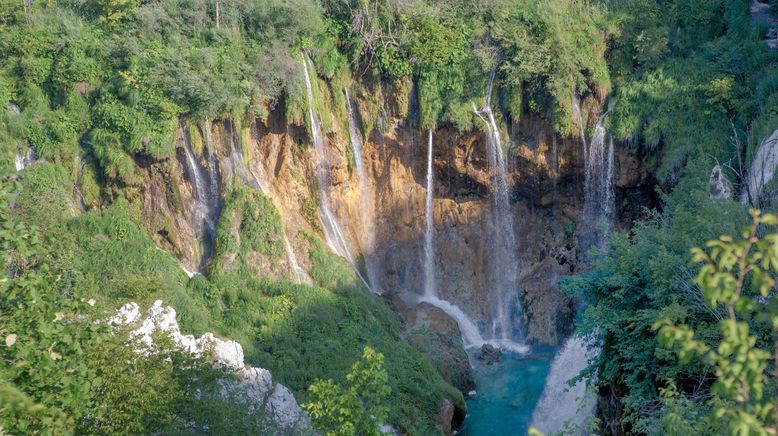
<box><xmin>303</xmin><ymin>347</ymin><xmax>391</xmax><ymax>436</ymax></box>
<box><xmin>655</xmin><ymin>209</ymin><xmax>778</xmax><ymax>434</ymax></box>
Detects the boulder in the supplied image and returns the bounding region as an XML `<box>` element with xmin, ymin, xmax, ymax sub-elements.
<box><xmin>477</xmin><ymin>343</ymin><xmax>502</xmax><ymax>365</ymax></box>
<box><xmin>709</xmin><ymin>164</ymin><xmax>734</xmax><ymax>199</ymax></box>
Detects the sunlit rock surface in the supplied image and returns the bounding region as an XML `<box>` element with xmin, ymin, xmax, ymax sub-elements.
<box><xmin>111</xmin><ymin>301</ymin><xmax>312</xmax><ymax>434</ymax></box>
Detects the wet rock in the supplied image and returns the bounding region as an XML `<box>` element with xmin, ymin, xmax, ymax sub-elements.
<box><xmin>742</xmin><ymin>129</ymin><xmax>778</xmax><ymax>205</ymax></box>
<box><xmin>477</xmin><ymin>343</ymin><xmax>502</xmax><ymax>365</ymax></box>
<box><xmin>394</xmin><ymin>297</ymin><xmax>476</xmax><ymax>393</ymax></box>
<box><xmin>709</xmin><ymin>164</ymin><xmax>734</xmax><ymax>199</ymax></box>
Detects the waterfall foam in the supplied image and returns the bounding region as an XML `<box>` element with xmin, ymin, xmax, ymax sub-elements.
<box><xmin>302</xmin><ymin>55</ymin><xmax>371</xmax><ymax>291</ymax></box>
<box><xmin>345</xmin><ymin>89</ymin><xmax>382</xmax><ymax>292</ymax></box>
<box><xmin>531</xmin><ymin>336</ymin><xmax>598</xmax><ymax>435</ymax></box>
<box><xmin>474</xmin><ymin>65</ymin><xmax>523</xmax><ymax>342</ymax></box>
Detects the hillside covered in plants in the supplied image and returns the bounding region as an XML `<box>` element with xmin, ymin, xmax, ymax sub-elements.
<box><xmin>1</xmin><ymin>0</ymin><xmax>778</xmax><ymax>434</ymax></box>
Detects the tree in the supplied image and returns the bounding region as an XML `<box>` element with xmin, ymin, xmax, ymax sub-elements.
<box><xmin>655</xmin><ymin>209</ymin><xmax>778</xmax><ymax>434</ymax></box>
<box><xmin>303</xmin><ymin>347</ymin><xmax>391</xmax><ymax>436</ymax></box>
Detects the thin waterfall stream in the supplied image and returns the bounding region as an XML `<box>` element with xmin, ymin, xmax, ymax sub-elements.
<box><xmin>345</xmin><ymin>89</ymin><xmax>382</xmax><ymax>292</ymax></box>
<box><xmin>181</xmin><ymin>128</ymin><xmax>220</xmax><ymax>270</ymax></box>
<box><xmin>474</xmin><ymin>64</ymin><xmax>523</xmax><ymax>344</ymax></box>
<box><xmin>581</xmin><ymin>100</ymin><xmax>615</xmax><ymax>252</ymax></box>
<box><xmin>423</xmin><ymin>129</ymin><xmax>436</xmax><ymax>299</ymax></box>
<box><xmin>302</xmin><ymin>54</ymin><xmax>371</xmax><ymax>291</ymax></box>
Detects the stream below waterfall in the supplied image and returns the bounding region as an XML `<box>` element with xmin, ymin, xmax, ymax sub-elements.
<box><xmin>459</xmin><ymin>348</ymin><xmax>555</xmax><ymax>435</ymax></box>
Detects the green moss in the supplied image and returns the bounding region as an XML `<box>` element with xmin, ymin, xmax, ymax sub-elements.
<box><xmin>211</xmin><ymin>185</ymin><xmax>286</xmax><ymax>280</ymax></box>
<box><xmin>16</xmin><ymin>162</ymin><xmax>74</xmax><ymax>227</ymax></box>
<box><xmin>188</xmin><ymin>120</ymin><xmax>204</xmax><ymax>157</ymax></box>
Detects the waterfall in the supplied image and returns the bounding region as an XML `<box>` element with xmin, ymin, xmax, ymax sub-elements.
<box><xmin>581</xmin><ymin>101</ymin><xmax>615</xmax><ymax>252</ymax></box>
<box><xmin>301</xmin><ymin>54</ymin><xmax>371</xmax><ymax>291</ymax></box>
<box><xmin>203</xmin><ymin>118</ymin><xmax>220</xmax><ymax>199</ymax></box>
<box><xmin>423</xmin><ymin>129</ymin><xmax>436</xmax><ymax>299</ymax></box>
<box><xmin>417</xmin><ymin>129</ymin><xmax>529</xmax><ymax>352</ymax></box>
<box><xmin>345</xmin><ymin>89</ymin><xmax>382</xmax><ymax>292</ymax></box>
<box><xmin>15</xmin><ymin>148</ymin><xmax>34</xmax><ymax>172</ymax></box>
<box><xmin>284</xmin><ymin>235</ymin><xmax>308</xmax><ymax>283</ymax></box>
<box><xmin>572</xmin><ymin>95</ymin><xmax>587</xmax><ymax>152</ymax></box>
<box><xmin>181</xmin><ymin>127</ymin><xmax>220</xmax><ymax>269</ymax></box>
<box><xmin>530</xmin><ymin>336</ymin><xmax>598</xmax><ymax>435</ymax></box>
<box><xmin>74</xmin><ymin>156</ymin><xmax>86</xmax><ymax>212</ymax></box>
<box><xmin>474</xmin><ymin>65</ymin><xmax>523</xmax><ymax>342</ymax></box>
<box><xmin>182</xmin><ymin>139</ymin><xmax>212</xmax><ymax>231</ymax></box>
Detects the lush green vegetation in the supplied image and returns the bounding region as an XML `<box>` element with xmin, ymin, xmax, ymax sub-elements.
<box><xmin>3</xmin><ymin>160</ymin><xmax>461</xmax><ymax>433</ymax></box>
<box><xmin>303</xmin><ymin>346</ymin><xmax>391</xmax><ymax>436</ymax></box>
<box><xmin>3</xmin><ymin>0</ymin><xmax>778</xmax><ymax>434</ymax></box>
<box><xmin>0</xmin><ymin>180</ymin><xmax>272</xmax><ymax>434</ymax></box>
<box><xmin>560</xmin><ymin>0</ymin><xmax>778</xmax><ymax>434</ymax></box>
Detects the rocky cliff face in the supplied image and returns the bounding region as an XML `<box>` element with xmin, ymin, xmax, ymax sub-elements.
<box><xmin>130</xmin><ymin>80</ymin><xmax>653</xmax><ymax>349</ymax></box>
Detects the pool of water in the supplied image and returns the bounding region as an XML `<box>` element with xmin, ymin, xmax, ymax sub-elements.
<box><xmin>458</xmin><ymin>348</ymin><xmax>555</xmax><ymax>435</ymax></box>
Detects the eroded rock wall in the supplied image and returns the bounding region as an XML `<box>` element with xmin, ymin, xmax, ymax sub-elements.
<box><xmin>134</xmin><ymin>82</ymin><xmax>653</xmax><ymax>346</ymax></box>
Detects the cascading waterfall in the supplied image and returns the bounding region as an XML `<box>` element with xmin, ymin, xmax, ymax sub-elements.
<box><xmin>203</xmin><ymin>118</ymin><xmax>220</xmax><ymax>198</ymax></box>
<box><xmin>301</xmin><ymin>54</ymin><xmax>371</xmax><ymax>291</ymax></box>
<box><xmin>344</xmin><ymin>89</ymin><xmax>382</xmax><ymax>292</ymax></box>
<box><xmin>15</xmin><ymin>148</ymin><xmax>34</xmax><ymax>172</ymax></box>
<box><xmin>580</xmin><ymin>101</ymin><xmax>615</xmax><ymax>252</ymax></box>
<box><xmin>420</xmin><ymin>124</ymin><xmax>527</xmax><ymax>353</ymax></box>
<box><xmin>182</xmin><ymin>139</ymin><xmax>213</xmax><ymax>232</ymax></box>
<box><xmin>474</xmin><ymin>65</ymin><xmax>523</xmax><ymax>343</ymax></box>
<box><xmin>181</xmin><ymin>127</ymin><xmax>220</xmax><ymax>269</ymax></box>
<box><xmin>531</xmin><ymin>336</ymin><xmax>598</xmax><ymax>435</ymax></box>
<box><xmin>528</xmin><ymin>96</ymin><xmax>614</xmax><ymax>434</ymax></box>
<box><xmin>423</xmin><ymin>129</ymin><xmax>436</xmax><ymax>299</ymax></box>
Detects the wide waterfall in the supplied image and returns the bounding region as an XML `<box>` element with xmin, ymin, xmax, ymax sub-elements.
<box><xmin>474</xmin><ymin>65</ymin><xmax>523</xmax><ymax>343</ymax></box>
<box><xmin>302</xmin><ymin>55</ymin><xmax>371</xmax><ymax>291</ymax></box>
<box><xmin>531</xmin><ymin>336</ymin><xmax>598</xmax><ymax>434</ymax></box>
<box><xmin>580</xmin><ymin>100</ymin><xmax>615</xmax><ymax>252</ymax></box>
<box><xmin>345</xmin><ymin>89</ymin><xmax>382</xmax><ymax>292</ymax></box>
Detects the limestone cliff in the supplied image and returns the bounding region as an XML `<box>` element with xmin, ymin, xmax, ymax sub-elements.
<box><xmin>125</xmin><ymin>77</ymin><xmax>654</xmax><ymax>349</ymax></box>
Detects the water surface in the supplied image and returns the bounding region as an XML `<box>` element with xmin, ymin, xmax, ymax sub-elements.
<box><xmin>459</xmin><ymin>348</ymin><xmax>554</xmax><ymax>435</ymax></box>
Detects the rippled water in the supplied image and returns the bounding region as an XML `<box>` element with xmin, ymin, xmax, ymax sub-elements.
<box><xmin>459</xmin><ymin>348</ymin><xmax>554</xmax><ymax>435</ymax></box>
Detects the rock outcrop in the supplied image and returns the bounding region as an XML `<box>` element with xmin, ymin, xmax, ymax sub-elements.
<box><xmin>130</xmin><ymin>78</ymin><xmax>654</xmax><ymax>347</ymax></box>
<box><xmin>396</xmin><ymin>298</ymin><xmax>476</xmax><ymax>393</ymax></box>
<box><xmin>111</xmin><ymin>301</ymin><xmax>312</xmax><ymax>435</ymax></box>
<box><xmin>709</xmin><ymin>164</ymin><xmax>734</xmax><ymax>199</ymax></box>
<box><xmin>742</xmin><ymin>129</ymin><xmax>778</xmax><ymax>205</ymax></box>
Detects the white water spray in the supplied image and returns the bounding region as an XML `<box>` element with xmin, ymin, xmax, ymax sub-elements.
<box><xmin>531</xmin><ymin>336</ymin><xmax>598</xmax><ymax>435</ymax></box>
<box><xmin>302</xmin><ymin>55</ymin><xmax>371</xmax><ymax>291</ymax></box>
